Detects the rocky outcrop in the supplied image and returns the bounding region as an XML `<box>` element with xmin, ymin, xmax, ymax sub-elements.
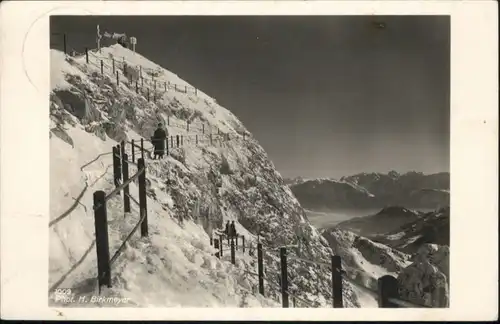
<box><xmin>397</xmin><ymin>244</ymin><xmax>449</xmax><ymax>307</ymax></box>
<box><xmin>372</xmin><ymin>207</ymin><xmax>450</xmax><ymax>254</ymax></box>
<box><xmin>322</xmin><ymin>228</ymin><xmax>411</xmax><ymax>291</ymax></box>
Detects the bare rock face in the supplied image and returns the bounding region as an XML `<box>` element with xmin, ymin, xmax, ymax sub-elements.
<box><xmin>53</xmin><ymin>88</ymin><xmax>102</xmax><ymax>125</ymax></box>
<box><xmin>50</xmin><ymin>126</ymin><xmax>74</xmax><ymax>147</ymax></box>
<box><xmin>397</xmin><ymin>244</ymin><xmax>449</xmax><ymax>307</ymax></box>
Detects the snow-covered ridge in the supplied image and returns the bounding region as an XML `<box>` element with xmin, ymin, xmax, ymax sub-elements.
<box><xmin>288</xmin><ymin>171</ymin><xmax>450</xmax><ymax>211</ymax></box>
<box><xmin>49</xmin><ymin>44</ymin><xmax>362</xmax><ymax>307</ymax></box>
<box><xmin>370</xmin><ymin>207</ymin><xmax>450</xmax><ymax>254</ymax></box>
<box><xmin>334</xmin><ymin>206</ymin><xmax>422</xmax><ymax>237</ymax></box>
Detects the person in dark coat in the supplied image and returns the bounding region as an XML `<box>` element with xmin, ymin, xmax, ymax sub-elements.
<box><xmin>224</xmin><ymin>221</ymin><xmax>230</xmax><ymax>237</ymax></box>
<box><xmin>230</xmin><ymin>221</ymin><xmax>237</xmax><ymax>238</ymax></box>
<box><xmin>152</xmin><ymin>123</ymin><xmax>167</xmax><ymax>159</ymax></box>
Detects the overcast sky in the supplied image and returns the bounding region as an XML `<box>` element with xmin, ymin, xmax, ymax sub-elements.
<box><xmin>51</xmin><ymin>15</ymin><xmax>450</xmax><ymax>179</ymax></box>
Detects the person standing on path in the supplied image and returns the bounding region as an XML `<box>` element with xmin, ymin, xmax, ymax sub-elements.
<box><xmin>151</xmin><ymin>123</ymin><xmax>167</xmax><ymax>159</ymax></box>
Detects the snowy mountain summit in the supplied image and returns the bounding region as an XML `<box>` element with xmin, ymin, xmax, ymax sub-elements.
<box><xmin>49</xmin><ymin>45</ymin><xmax>363</xmax><ymax>307</ymax></box>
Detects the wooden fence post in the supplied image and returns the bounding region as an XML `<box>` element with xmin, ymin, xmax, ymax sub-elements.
<box><xmin>112</xmin><ymin>146</ymin><xmax>119</xmax><ymax>184</ymax></box>
<box><xmin>93</xmin><ymin>190</ymin><xmax>111</xmax><ymax>290</ymax></box>
<box><xmin>131</xmin><ymin>139</ymin><xmax>135</xmax><ymax>163</ymax></box>
<box><xmin>167</xmin><ymin>116</ymin><xmax>170</xmax><ymax>126</ymax></box>
<box><xmin>165</xmin><ymin>137</ymin><xmax>169</xmax><ymax>156</ymax></box>
<box><xmin>219</xmin><ymin>235</ymin><xmax>224</xmax><ymax>257</ymax></box>
<box><xmin>332</xmin><ymin>255</ymin><xmax>343</xmax><ymax>308</ymax></box>
<box><xmin>377</xmin><ymin>275</ymin><xmax>400</xmax><ymax>308</ymax></box>
<box><xmin>187</xmin><ymin>122</ymin><xmax>189</xmax><ymax>132</ymax></box>
<box><xmin>147</xmin><ymin>88</ymin><xmax>150</xmax><ymax>102</ymax></box>
<box><xmin>116</xmin><ymin>71</ymin><xmax>119</xmax><ymax>85</ymax></box>
<box><xmin>63</xmin><ymin>34</ymin><xmax>67</xmax><ymax>55</ymax></box>
<box><xmin>235</xmin><ymin>235</ymin><xmax>238</xmax><ymax>250</ymax></box>
<box><xmin>140</xmin><ymin>138</ymin><xmax>144</xmax><ymax>160</ymax></box>
<box><xmin>257</xmin><ymin>243</ymin><xmax>264</xmax><ymax>296</ymax></box>
<box><xmin>122</xmin><ymin>153</ymin><xmax>131</xmax><ymax>213</ymax></box>
<box><xmin>85</xmin><ymin>48</ymin><xmax>89</xmax><ymax>64</ymax></box>
<box><xmin>113</xmin><ymin>146</ymin><xmax>121</xmax><ymax>195</ymax></box>
<box><xmin>112</xmin><ymin>58</ymin><xmax>115</xmax><ymax>73</ymax></box>
<box><xmin>230</xmin><ymin>238</ymin><xmax>236</xmax><ymax>265</ymax></box>
<box><xmin>100</xmin><ymin>60</ymin><xmax>103</xmax><ymax>75</ymax></box>
<box><xmin>280</xmin><ymin>247</ymin><xmax>289</xmax><ymax>308</ymax></box>
<box><xmin>138</xmin><ymin>158</ymin><xmax>148</xmax><ymax>237</ymax></box>
<box><xmin>242</xmin><ymin>236</ymin><xmax>245</xmax><ymax>253</ymax></box>
<box><xmin>181</xmin><ymin>135</ymin><xmax>183</xmax><ymax>146</ymax></box>
<box><xmin>210</xmin><ymin>236</ymin><xmax>213</xmax><ymax>246</ymax></box>
<box><xmin>214</xmin><ymin>239</ymin><xmax>220</xmax><ymax>259</ymax></box>
<box><xmin>202</xmin><ymin>124</ymin><xmax>205</xmax><ymax>134</ymax></box>
<box><xmin>120</xmin><ymin>140</ymin><xmax>125</xmax><ymax>157</ymax></box>
<box><xmin>176</xmin><ymin>135</ymin><xmax>180</xmax><ymax>148</ymax></box>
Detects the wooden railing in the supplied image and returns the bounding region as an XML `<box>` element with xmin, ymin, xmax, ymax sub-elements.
<box><xmin>211</xmin><ymin>234</ymin><xmax>432</xmax><ymax>308</ymax></box>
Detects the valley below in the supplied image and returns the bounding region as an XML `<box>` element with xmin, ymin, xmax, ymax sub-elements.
<box><xmin>292</xmin><ymin>173</ymin><xmax>451</xmax><ymax>308</ymax></box>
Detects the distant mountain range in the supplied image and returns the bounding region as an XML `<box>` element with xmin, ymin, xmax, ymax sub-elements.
<box><xmin>286</xmin><ymin>171</ymin><xmax>449</xmax><ymax>211</ymax></box>
<box><xmin>334</xmin><ymin>206</ymin><xmax>423</xmax><ymax>237</ymax></box>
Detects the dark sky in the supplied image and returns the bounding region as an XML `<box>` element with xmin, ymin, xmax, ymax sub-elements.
<box><xmin>51</xmin><ymin>15</ymin><xmax>450</xmax><ymax>179</ymax></box>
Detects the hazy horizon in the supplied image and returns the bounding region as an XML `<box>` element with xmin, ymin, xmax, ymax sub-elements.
<box><xmin>51</xmin><ymin>15</ymin><xmax>450</xmax><ymax>179</ymax></box>
<box><xmin>285</xmin><ymin>169</ymin><xmax>450</xmax><ymax>181</ymax></box>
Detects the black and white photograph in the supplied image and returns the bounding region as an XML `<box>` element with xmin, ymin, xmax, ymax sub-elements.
<box><xmin>0</xmin><ymin>0</ymin><xmax>497</xmax><ymax>320</ymax></box>
<box><xmin>48</xmin><ymin>14</ymin><xmax>450</xmax><ymax>308</ymax></box>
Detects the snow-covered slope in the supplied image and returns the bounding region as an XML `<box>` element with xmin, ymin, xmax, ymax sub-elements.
<box><xmin>49</xmin><ymin>45</ymin><xmax>362</xmax><ymax>307</ymax></box>
<box><xmin>334</xmin><ymin>206</ymin><xmax>423</xmax><ymax>237</ymax></box>
<box><xmin>321</xmin><ymin>228</ymin><xmax>411</xmax><ymax>292</ymax></box>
